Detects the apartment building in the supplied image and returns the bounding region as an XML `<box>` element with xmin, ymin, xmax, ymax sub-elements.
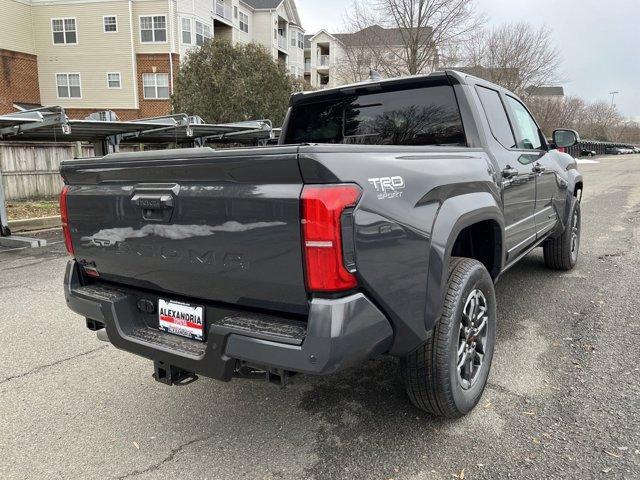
<box><xmin>304</xmin><ymin>25</ymin><xmax>436</xmax><ymax>90</ymax></box>
<box><xmin>0</xmin><ymin>0</ymin><xmax>305</xmax><ymax>119</ymax></box>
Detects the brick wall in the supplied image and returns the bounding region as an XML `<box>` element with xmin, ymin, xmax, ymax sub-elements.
<box><xmin>0</xmin><ymin>51</ymin><xmax>181</xmax><ymax>120</ymax></box>
<box><xmin>64</xmin><ymin>108</ymin><xmax>141</xmax><ymax>120</ymax></box>
<box><xmin>0</xmin><ymin>49</ymin><xmax>41</xmax><ymax>115</ymax></box>
<box><xmin>136</xmin><ymin>53</ymin><xmax>179</xmax><ymax>118</ymax></box>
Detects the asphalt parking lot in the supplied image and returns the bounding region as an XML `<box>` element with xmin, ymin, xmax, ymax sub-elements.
<box><xmin>1</xmin><ymin>155</ymin><xmax>639</xmax><ymax>480</ymax></box>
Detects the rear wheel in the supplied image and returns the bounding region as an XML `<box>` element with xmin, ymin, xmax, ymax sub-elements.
<box><xmin>400</xmin><ymin>257</ymin><xmax>497</xmax><ymax>418</ymax></box>
<box><xmin>543</xmin><ymin>198</ymin><xmax>581</xmax><ymax>270</ymax></box>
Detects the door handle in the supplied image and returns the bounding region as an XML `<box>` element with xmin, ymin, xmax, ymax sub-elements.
<box><xmin>502</xmin><ymin>166</ymin><xmax>518</xmax><ymax>179</ymax></box>
<box><xmin>533</xmin><ymin>163</ymin><xmax>546</xmax><ymax>174</ymax></box>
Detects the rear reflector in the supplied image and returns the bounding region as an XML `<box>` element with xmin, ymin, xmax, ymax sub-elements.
<box><xmin>301</xmin><ymin>184</ymin><xmax>361</xmax><ymax>292</ymax></box>
<box><xmin>59</xmin><ymin>185</ymin><xmax>74</xmax><ymax>256</ymax></box>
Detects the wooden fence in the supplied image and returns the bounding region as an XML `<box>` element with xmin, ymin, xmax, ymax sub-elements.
<box><xmin>0</xmin><ymin>142</ymin><xmax>92</xmax><ymax>201</ymax></box>
<box><xmin>0</xmin><ymin>142</ymin><xmax>142</xmax><ymax>201</ymax></box>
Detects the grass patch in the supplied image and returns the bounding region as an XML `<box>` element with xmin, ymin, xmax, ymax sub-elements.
<box><xmin>6</xmin><ymin>199</ymin><xmax>60</xmax><ymax>220</ymax></box>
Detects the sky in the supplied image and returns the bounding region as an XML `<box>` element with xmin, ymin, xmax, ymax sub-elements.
<box><xmin>296</xmin><ymin>0</ymin><xmax>640</xmax><ymax>119</ymax></box>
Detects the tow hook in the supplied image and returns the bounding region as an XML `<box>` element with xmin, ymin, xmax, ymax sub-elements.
<box><xmin>153</xmin><ymin>361</ymin><xmax>198</xmax><ymax>386</ymax></box>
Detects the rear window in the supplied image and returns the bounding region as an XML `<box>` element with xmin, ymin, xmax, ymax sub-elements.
<box><xmin>285</xmin><ymin>84</ymin><xmax>466</xmax><ymax>146</ymax></box>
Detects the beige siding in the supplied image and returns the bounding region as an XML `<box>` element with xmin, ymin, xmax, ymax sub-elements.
<box><xmin>132</xmin><ymin>0</ymin><xmax>173</xmax><ymax>53</ymax></box>
<box><xmin>235</xmin><ymin>5</ymin><xmax>251</xmax><ymax>45</ymax></box>
<box><xmin>0</xmin><ymin>0</ymin><xmax>35</xmax><ymax>54</ymax></box>
<box><xmin>287</xmin><ymin>25</ymin><xmax>304</xmax><ymax>76</ymax></box>
<box><xmin>33</xmin><ymin>1</ymin><xmax>138</xmax><ymax>109</ymax></box>
<box><xmin>251</xmin><ymin>11</ymin><xmax>275</xmax><ymax>58</ymax></box>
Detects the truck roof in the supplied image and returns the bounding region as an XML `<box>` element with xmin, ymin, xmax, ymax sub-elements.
<box><xmin>291</xmin><ymin>69</ymin><xmax>515</xmax><ymax>106</ymax></box>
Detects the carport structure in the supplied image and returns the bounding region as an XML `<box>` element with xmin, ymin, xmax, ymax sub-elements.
<box><xmin>0</xmin><ymin>107</ymin><xmax>275</xmax><ymax>245</ymax></box>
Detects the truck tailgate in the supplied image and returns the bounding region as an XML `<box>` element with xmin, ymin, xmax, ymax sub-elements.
<box><xmin>61</xmin><ymin>147</ymin><xmax>309</xmax><ymax>315</ymax></box>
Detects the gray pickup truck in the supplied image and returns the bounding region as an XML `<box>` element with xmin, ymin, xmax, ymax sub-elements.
<box><xmin>62</xmin><ymin>70</ymin><xmax>583</xmax><ymax>417</ymax></box>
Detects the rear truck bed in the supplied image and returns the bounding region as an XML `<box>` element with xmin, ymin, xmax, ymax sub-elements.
<box><xmin>61</xmin><ymin>146</ymin><xmax>420</xmax><ymax>384</ymax></box>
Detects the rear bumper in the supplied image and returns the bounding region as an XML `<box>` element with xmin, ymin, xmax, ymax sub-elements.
<box><xmin>64</xmin><ymin>260</ymin><xmax>393</xmax><ymax>381</ymax></box>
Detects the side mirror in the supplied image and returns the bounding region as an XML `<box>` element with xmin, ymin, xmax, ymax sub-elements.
<box><xmin>553</xmin><ymin>129</ymin><xmax>580</xmax><ymax>149</ymax></box>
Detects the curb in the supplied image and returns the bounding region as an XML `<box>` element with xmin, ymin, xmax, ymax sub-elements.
<box><xmin>8</xmin><ymin>215</ymin><xmax>61</xmax><ymax>232</ymax></box>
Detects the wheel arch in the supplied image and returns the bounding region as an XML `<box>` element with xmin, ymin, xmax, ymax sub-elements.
<box><xmin>424</xmin><ymin>192</ymin><xmax>505</xmax><ymax>333</ymax></box>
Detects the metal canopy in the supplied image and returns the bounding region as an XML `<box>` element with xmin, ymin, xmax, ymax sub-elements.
<box><xmin>0</xmin><ymin>108</ymin><xmax>273</xmax><ymax>146</ymax></box>
<box><xmin>0</xmin><ymin>107</ymin><xmax>275</xmax><ymax>239</ymax></box>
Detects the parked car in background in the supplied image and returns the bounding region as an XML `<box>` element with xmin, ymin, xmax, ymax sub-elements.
<box><xmin>606</xmin><ymin>147</ymin><xmax>625</xmax><ymax>155</ymax></box>
<box><xmin>633</xmin><ymin>147</ymin><xmax>640</xmax><ymax>154</ymax></box>
<box><xmin>580</xmin><ymin>149</ymin><xmax>596</xmax><ymax>157</ymax></box>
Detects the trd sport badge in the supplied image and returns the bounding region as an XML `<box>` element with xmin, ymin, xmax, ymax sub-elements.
<box><xmin>368</xmin><ymin>176</ymin><xmax>405</xmax><ymax>200</ymax></box>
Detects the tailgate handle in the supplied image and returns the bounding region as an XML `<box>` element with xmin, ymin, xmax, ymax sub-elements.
<box><xmin>131</xmin><ymin>194</ymin><xmax>174</xmax><ymax>210</ymax></box>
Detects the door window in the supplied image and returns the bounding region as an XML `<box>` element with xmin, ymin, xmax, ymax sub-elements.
<box><xmin>505</xmin><ymin>96</ymin><xmax>543</xmax><ymax>150</ymax></box>
<box><xmin>476</xmin><ymin>86</ymin><xmax>516</xmax><ymax>149</ymax></box>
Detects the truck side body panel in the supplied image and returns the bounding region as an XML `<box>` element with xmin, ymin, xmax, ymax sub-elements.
<box><xmin>298</xmin><ymin>145</ymin><xmax>501</xmax><ymax>354</ymax></box>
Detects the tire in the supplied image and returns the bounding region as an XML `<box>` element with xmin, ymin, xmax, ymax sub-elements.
<box><xmin>400</xmin><ymin>257</ymin><xmax>497</xmax><ymax>418</ymax></box>
<box><xmin>543</xmin><ymin>197</ymin><xmax>581</xmax><ymax>270</ymax></box>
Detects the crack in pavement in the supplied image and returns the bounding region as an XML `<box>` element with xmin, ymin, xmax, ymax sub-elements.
<box><xmin>115</xmin><ymin>435</ymin><xmax>213</xmax><ymax>479</ymax></box>
<box><xmin>0</xmin><ymin>345</ymin><xmax>109</xmax><ymax>386</ymax></box>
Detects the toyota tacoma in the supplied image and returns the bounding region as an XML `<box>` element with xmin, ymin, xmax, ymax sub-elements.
<box><xmin>61</xmin><ymin>70</ymin><xmax>583</xmax><ymax>417</ymax></box>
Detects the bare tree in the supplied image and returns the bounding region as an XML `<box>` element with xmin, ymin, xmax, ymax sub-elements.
<box><xmin>576</xmin><ymin>101</ymin><xmax>623</xmax><ymax>141</ymax></box>
<box><xmin>611</xmin><ymin>120</ymin><xmax>640</xmax><ymax>144</ymax></box>
<box><xmin>527</xmin><ymin>95</ymin><xmax>585</xmax><ymax>136</ymax></box>
<box><xmin>460</xmin><ymin>22</ymin><xmax>562</xmax><ymax>95</ymax></box>
<box><xmin>342</xmin><ymin>0</ymin><xmax>483</xmax><ymax>78</ymax></box>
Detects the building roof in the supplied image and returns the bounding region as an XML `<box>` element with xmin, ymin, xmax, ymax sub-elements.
<box><xmin>304</xmin><ymin>34</ymin><xmax>312</xmax><ymax>49</ymax></box>
<box><xmin>242</xmin><ymin>0</ymin><xmax>302</xmax><ymax>29</ymax></box>
<box><xmin>242</xmin><ymin>0</ymin><xmax>283</xmax><ymax>8</ymax></box>
<box><xmin>307</xmin><ymin>25</ymin><xmax>432</xmax><ymax>48</ymax></box>
<box><xmin>525</xmin><ymin>86</ymin><xmax>565</xmax><ymax>97</ymax></box>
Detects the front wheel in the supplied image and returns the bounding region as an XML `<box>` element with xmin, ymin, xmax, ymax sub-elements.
<box><xmin>543</xmin><ymin>198</ymin><xmax>581</xmax><ymax>270</ymax></box>
<box><xmin>400</xmin><ymin>258</ymin><xmax>497</xmax><ymax>418</ymax></box>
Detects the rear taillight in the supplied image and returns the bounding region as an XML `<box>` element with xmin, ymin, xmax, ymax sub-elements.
<box><xmin>301</xmin><ymin>184</ymin><xmax>361</xmax><ymax>292</ymax></box>
<box><xmin>59</xmin><ymin>185</ymin><xmax>74</xmax><ymax>256</ymax></box>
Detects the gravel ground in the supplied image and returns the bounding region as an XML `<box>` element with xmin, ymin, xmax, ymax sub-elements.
<box><xmin>1</xmin><ymin>155</ymin><xmax>638</xmax><ymax>479</ymax></box>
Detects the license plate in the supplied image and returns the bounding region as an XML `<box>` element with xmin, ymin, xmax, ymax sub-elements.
<box><xmin>158</xmin><ymin>299</ymin><xmax>205</xmax><ymax>342</ymax></box>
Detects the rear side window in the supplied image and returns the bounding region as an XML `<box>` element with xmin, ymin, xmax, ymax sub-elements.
<box><xmin>285</xmin><ymin>85</ymin><xmax>466</xmax><ymax>146</ymax></box>
<box><xmin>476</xmin><ymin>86</ymin><xmax>516</xmax><ymax>149</ymax></box>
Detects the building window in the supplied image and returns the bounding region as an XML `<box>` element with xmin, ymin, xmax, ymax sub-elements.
<box><xmin>103</xmin><ymin>16</ymin><xmax>117</xmax><ymax>33</ymax></box>
<box><xmin>234</xmin><ymin>6</ymin><xmax>238</xmax><ymax>18</ymax></box>
<box><xmin>181</xmin><ymin>17</ymin><xmax>191</xmax><ymax>44</ymax></box>
<box><xmin>56</xmin><ymin>73</ymin><xmax>81</xmax><ymax>98</ymax></box>
<box><xmin>143</xmin><ymin>73</ymin><xmax>169</xmax><ymax>99</ymax></box>
<box><xmin>52</xmin><ymin>18</ymin><xmax>77</xmax><ymax>44</ymax></box>
<box><xmin>195</xmin><ymin>21</ymin><xmax>211</xmax><ymax>46</ymax></box>
<box><xmin>107</xmin><ymin>72</ymin><xmax>121</xmax><ymax>89</ymax></box>
<box><xmin>140</xmin><ymin>15</ymin><xmax>166</xmax><ymax>43</ymax></box>
<box><xmin>239</xmin><ymin>12</ymin><xmax>249</xmax><ymax>33</ymax></box>
<box><xmin>298</xmin><ymin>32</ymin><xmax>304</xmax><ymax>49</ymax></box>
<box><xmin>291</xmin><ymin>31</ymin><xmax>296</xmax><ymax>47</ymax></box>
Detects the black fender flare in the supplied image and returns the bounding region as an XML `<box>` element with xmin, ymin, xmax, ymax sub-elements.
<box><xmin>557</xmin><ymin>169</ymin><xmax>583</xmax><ymax>234</ymax></box>
<box><xmin>424</xmin><ymin>192</ymin><xmax>505</xmax><ymax>332</ymax></box>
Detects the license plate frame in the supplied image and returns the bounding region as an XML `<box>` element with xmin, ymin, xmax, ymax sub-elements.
<box><xmin>158</xmin><ymin>298</ymin><xmax>205</xmax><ymax>342</ymax></box>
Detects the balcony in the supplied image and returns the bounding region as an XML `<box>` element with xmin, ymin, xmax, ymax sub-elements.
<box><xmin>304</xmin><ymin>59</ymin><xmax>311</xmax><ymax>73</ymax></box>
<box><xmin>214</xmin><ymin>0</ymin><xmax>232</xmax><ymax>22</ymax></box>
<box><xmin>277</xmin><ymin>35</ymin><xmax>288</xmax><ymax>51</ymax></box>
<box><xmin>318</xmin><ymin>55</ymin><xmax>330</xmax><ymax>67</ymax></box>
